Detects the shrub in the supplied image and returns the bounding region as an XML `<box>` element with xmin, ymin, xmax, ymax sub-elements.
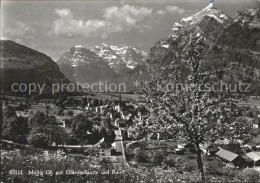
<box><xmin>182</xmin><ymin>163</ymin><xmax>193</xmax><ymax>172</ymax></box>
<box><xmin>167</xmin><ymin>159</ymin><xmax>176</xmax><ymax>168</ymax></box>
<box><xmin>134</xmin><ymin>147</ymin><xmax>147</xmax><ymax>163</ymax></box>
<box><xmin>66</xmin><ymin>110</ymin><xmax>74</xmax><ymax>116</ymax></box>
<box><xmin>234</xmin><ymin>168</ymin><xmax>260</xmax><ymax>182</ymax></box>
<box><xmin>28</xmin><ymin>134</ymin><xmax>48</xmax><ymax>148</ymax></box>
<box><xmin>57</xmin><ymin>108</ymin><xmax>64</xmax><ymax>116</ymax></box>
<box><xmin>222</xmin><ymin>163</ymin><xmax>236</xmax><ymax>176</ymax></box>
<box><xmin>65</xmin><ymin>137</ymin><xmax>79</xmax><ymax>145</ymax></box>
<box><xmin>151</xmin><ymin>151</ymin><xmax>165</xmax><ymax>165</ymax></box>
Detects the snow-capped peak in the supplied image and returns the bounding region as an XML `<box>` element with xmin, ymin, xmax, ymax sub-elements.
<box><xmin>101</xmin><ymin>43</ymin><xmax>108</xmax><ymax>46</ymax></box>
<box><xmin>75</xmin><ymin>45</ymin><xmax>84</xmax><ymax>48</ymax></box>
<box><xmin>179</xmin><ymin>3</ymin><xmax>229</xmax><ymax>25</ymax></box>
<box><xmin>93</xmin><ymin>43</ymin><xmax>148</xmax><ymax>72</ymax></box>
<box><xmin>205</xmin><ymin>2</ymin><xmax>214</xmax><ymax>10</ymax></box>
<box><xmin>167</xmin><ymin>3</ymin><xmax>232</xmax><ymax>43</ymax></box>
<box><xmin>195</xmin><ymin>2</ymin><xmax>216</xmax><ymax>16</ymax></box>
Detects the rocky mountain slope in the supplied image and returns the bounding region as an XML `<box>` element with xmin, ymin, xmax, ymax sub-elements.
<box><xmin>57</xmin><ymin>45</ymin><xmax>118</xmax><ymax>84</ymax></box>
<box><xmin>94</xmin><ymin>43</ymin><xmax>148</xmax><ymax>74</ymax></box>
<box><xmin>57</xmin><ymin>44</ymin><xmax>149</xmax><ymax>92</ymax></box>
<box><xmin>0</xmin><ymin>40</ymin><xmax>70</xmax><ymax>95</ymax></box>
<box><xmin>147</xmin><ymin>3</ymin><xmax>260</xmax><ymax>94</ymax></box>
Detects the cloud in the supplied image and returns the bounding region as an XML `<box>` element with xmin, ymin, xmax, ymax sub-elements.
<box><xmin>4</xmin><ymin>21</ymin><xmax>34</xmax><ymax>38</ymax></box>
<box><xmin>156</xmin><ymin>6</ymin><xmax>185</xmax><ymax>16</ymax></box>
<box><xmin>51</xmin><ymin>15</ymin><xmax>106</xmax><ymax>38</ymax></box>
<box><xmin>156</xmin><ymin>10</ymin><xmax>167</xmax><ymax>15</ymax></box>
<box><xmin>102</xmin><ymin>5</ymin><xmax>152</xmax><ymax>38</ymax></box>
<box><xmin>166</xmin><ymin>6</ymin><xmax>185</xmax><ymax>14</ymax></box>
<box><xmin>103</xmin><ymin>5</ymin><xmax>152</xmax><ymax>25</ymax></box>
<box><xmin>51</xmin><ymin>5</ymin><xmax>152</xmax><ymax>39</ymax></box>
<box><xmin>0</xmin><ymin>36</ymin><xmax>9</xmax><ymax>40</ymax></box>
<box><xmin>54</xmin><ymin>8</ymin><xmax>73</xmax><ymax>18</ymax></box>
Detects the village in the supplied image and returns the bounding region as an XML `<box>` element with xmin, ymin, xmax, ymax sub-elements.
<box><xmin>1</xmin><ymin>93</ymin><xmax>260</xmax><ymax>175</ymax></box>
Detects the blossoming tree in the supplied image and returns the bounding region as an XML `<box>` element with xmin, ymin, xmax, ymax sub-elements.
<box><xmin>142</xmin><ymin>36</ymin><xmax>251</xmax><ymax>182</ymax></box>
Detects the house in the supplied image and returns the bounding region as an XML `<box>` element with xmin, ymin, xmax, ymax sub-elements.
<box><xmin>244</xmin><ymin>117</ymin><xmax>255</xmax><ymax>126</ymax></box>
<box><xmin>166</xmin><ymin>147</ymin><xmax>176</xmax><ymax>154</ymax></box>
<box><xmin>253</xmin><ymin>123</ymin><xmax>259</xmax><ymax>129</ymax></box>
<box><xmin>95</xmin><ymin>106</ymin><xmax>101</xmax><ymax>114</ymax></box>
<box><xmin>114</xmin><ymin>118</ymin><xmax>122</xmax><ymax>127</ymax></box>
<box><xmin>118</xmin><ymin>120</ymin><xmax>127</xmax><ymax>128</ymax></box>
<box><xmin>199</xmin><ymin>142</ymin><xmax>213</xmax><ymax>155</ymax></box>
<box><xmin>241</xmin><ymin>155</ymin><xmax>254</xmax><ymax>167</ymax></box>
<box><xmin>245</xmin><ymin>142</ymin><xmax>257</xmax><ymax>151</ymax></box>
<box><xmin>242</xmin><ymin>146</ymin><xmax>251</xmax><ymax>154</ymax></box>
<box><xmin>214</xmin><ymin>139</ymin><xmax>231</xmax><ymax>145</ymax></box>
<box><xmin>175</xmin><ymin>148</ymin><xmax>185</xmax><ymax>155</ymax></box>
<box><xmin>215</xmin><ymin>149</ymin><xmax>246</xmax><ymax>167</ymax></box>
<box><xmin>246</xmin><ymin>152</ymin><xmax>260</xmax><ymax>166</ymax></box>
<box><xmin>183</xmin><ymin>143</ymin><xmax>196</xmax><ymax>154</ymax></box>
<box><xmin>234</xmin><ymin>117</ymin><xmax>255</xmax><ymax>129</ymax></box>
<box><xmin>115</xmin><ymin>105</ymin><xmax>121</xmax><ymax>113</ymax></box>
<box><xmin>127</xmin><ymin>127</ymin><xmax>136</xmax><ymax>139</ymax></box>
<box><xmin>149</xmin><ymin>131</ymin><xmax>164</xmax><ymax>140</ymax></box>
<box><xmin>216</xmin><ymin>141</ymin><xmax>241</xmax><ymax>154</ymax></box>
<box><xmin>177</xmin><ymin>143</ymin><xmax>196</xmax><ymax>154</ymax></box>
<box><xmin>207</xmin><ymin>145</ymin><xmax>220</xmax><ymax>156</ymax></box>
<box><xmin>253</xmin><ymin>118</ymin><xmax>259</xmax><ymax>129</ymax></box>
<box><xmin>55</xmin><ymin>116</ymin><xmax>72</xmax><ymax>128</ymax></box>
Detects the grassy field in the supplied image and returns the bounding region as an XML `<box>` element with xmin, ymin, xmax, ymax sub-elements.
<box><xmin>69</xmin><ymin>93</ymin><xmax>139</xmax><ymax>102</ymax></box>
<box><xmin>15</xmin><ymin>103</ymin><xmax>81</xmax><ymax>118</ymax></box>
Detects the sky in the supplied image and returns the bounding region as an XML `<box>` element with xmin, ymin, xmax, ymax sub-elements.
<box><xmin>1</xmin><ymin>0</ymin><xmax>259</xmax><ymax>61</ymax></box>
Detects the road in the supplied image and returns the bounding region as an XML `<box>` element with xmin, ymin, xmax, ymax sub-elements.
<box><xmin>113</xmin><ymin>128</ymin><xmax>127</xmax><ymax>165</ymax></box>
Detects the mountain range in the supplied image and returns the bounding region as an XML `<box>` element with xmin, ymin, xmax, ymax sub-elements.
<box><xmin>1</xmin><ymin>4</ymin><xmax>259</xmax><ymax>94</ymax></box>
<box><xmin>57</xmin><ymin>45</ymin><xmax>118</xmax><ymax>84</ymax></box>
<box><xmin>94</xmin><ymin>43</ymin><xmax>148</xmax><ymax>74</ymax></box>
<box><xmin>57</xmin><ymin>44</ymin><xmax>149</xmax><ymax>90</ymax></box>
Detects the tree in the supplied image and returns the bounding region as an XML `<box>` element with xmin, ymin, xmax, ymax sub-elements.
<box><xmin>52</xmin><ymin>126</ymin><xmax>67</xmax><ymax>145</ymax></box>
<box><xmin>71</xmin><ymin>113</ymin><xmax>94</xmax><ymax>144</ymax></box>
<box><xmin>57</xmin><ymin>107</ymin><xmax>64</xmax><ymax>116</ymax></box>
<box><xmin>66</xmin><ymin>110</ymin><xmax>74</xmax><ymax>116</ymax></box>
<box><xmin>142</xmin><ymin>36</ymin><xmax>250</xmax><ymax>182</ymax></box>
<box><xmin>28</xmin><ymin>111</ymin><xmax>46</xmax><ymax>134</ymax></box>
<box><xmin>65</xmin><ymin>136</ymin><xmax>79</xmax><ymax>145</ymax></box>
<box><xmin>100</xmin><ymin>117</ymin><xmax>116</xmax><ymax>144</ymax></box>
<box><xmin>134</xmin><ymin>147</ymin><xmax>147</xmax><ymax>163</ymax></box>
<box><xmin>16</xmin><ymin>116</ymin><xmax>29</xmax><ymax>143</ymax></box>
<box><xmin>2</xmin><ymin>106</ymin><xmax>28</xmax><ymax>143</ymax></box>
<box><xmin>28</xmin><ymin>112</ymin><xmax>67</xmax><ymax>147</ymax></box>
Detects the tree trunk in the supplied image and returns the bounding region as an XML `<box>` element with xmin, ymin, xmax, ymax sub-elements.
<box><xmin>0</xmin><ymin>101</ymin><xmax>2</xmax><ymax>140</ymax></box>
<box><xmin>196</xmin><ymin>143</ymin><xmax>205</xmax><ymax>182</ymax></box>
<box><xmin>0</xmin><ymin>101</ymin><xmax>3</xmax><ymax>180</ymax></box>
